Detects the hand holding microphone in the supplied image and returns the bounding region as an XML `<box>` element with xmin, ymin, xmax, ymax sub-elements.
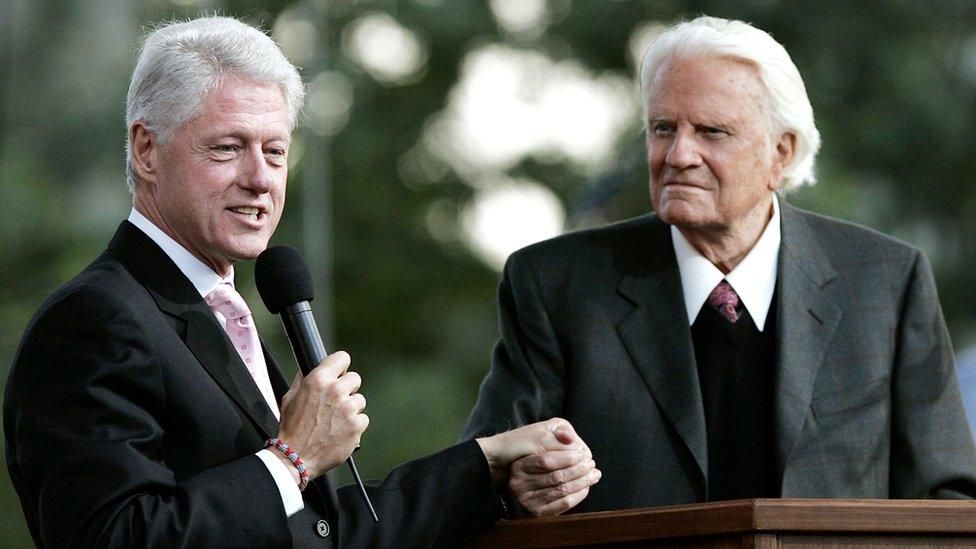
<box><xmin>256</xmin><ymin>246</ymin><xmax>378</xmax><ymax>521</ymax></box>
<box><xmin>275</xmin><ymin>350</ymin><xmax>368</xmax><ymax>478</ymax></box>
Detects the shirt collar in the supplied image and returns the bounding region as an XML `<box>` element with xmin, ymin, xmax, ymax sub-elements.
<box><xmin>127</xmin><ymin>207</ymin><xmax>232</xmax><ymax>297</ymax></box>
<box><xmin>671</xmin><ymin>195</ymin><xmax>781</xmax><ymax>330</ymax></box>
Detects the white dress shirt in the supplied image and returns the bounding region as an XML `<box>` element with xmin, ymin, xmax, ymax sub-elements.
<box><xmin>670</xmin><ymin>196</ymin><xmax>781</xmax><ymax>331</ymax></box>
<box><xmin>128</xmin><ymin>208</ymin><xmax>304</xmax><ymax>516</ymax></box>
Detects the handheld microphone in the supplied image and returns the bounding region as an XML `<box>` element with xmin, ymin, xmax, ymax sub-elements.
<box><xmin>255</xmin><ymin>245</ymin><xmax>378</xmax><ymax>523</ymax></box>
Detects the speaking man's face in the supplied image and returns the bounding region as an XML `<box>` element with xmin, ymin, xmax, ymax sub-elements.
<box><xmin>136</xmin><ymin>77</ymin><xmax>290</xmax><ymax>276</ymax></box>
<box><xmin>645</xmin><ymin>55</ymin><xmax>792</xmax><ymax>237</ymax></box>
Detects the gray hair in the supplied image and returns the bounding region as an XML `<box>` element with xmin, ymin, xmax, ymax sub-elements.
<box><xmin>639</xmin><ymin>16</ymin><xmax>820</xmax><ymax>191</ymax></box>
<box><xmin>125</xmin><ymin>16</ymin><xmax>305</xmax><ymax>192</ymax></box>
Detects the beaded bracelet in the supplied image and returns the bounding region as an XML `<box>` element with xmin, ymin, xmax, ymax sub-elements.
<box><xmin>265</xmin><ymin>438</ymin><xmax>310</xmax><ymax>491</ymax></box>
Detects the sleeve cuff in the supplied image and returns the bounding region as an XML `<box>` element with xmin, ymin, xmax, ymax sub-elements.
<box><xmin>256</xmin><ymin>448</ymin><xmax>305</xmax><ymax>517</ymax></box>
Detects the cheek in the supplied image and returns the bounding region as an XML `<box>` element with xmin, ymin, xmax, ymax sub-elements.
<box><xmin>712</xmin><ymin>145</ymin><xmax>758</xmax><ymax>183</ymax></box>
<box><xmin>273</xmin><ymin>175</ymin><xmax>287</xmax><ymax>205</ymax></box>
<box><xmin>647</xmin><ymin>146</ymin><xmax>666</xmax><ymax>178</ymax></box>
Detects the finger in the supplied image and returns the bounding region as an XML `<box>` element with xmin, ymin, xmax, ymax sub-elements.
<box><xmin>314</xmin><ymin>350</ymin><xmax>351</xmax><ymax>379</ymax></box>
<box><xmin>335</xmin><ymin>370</ymin><xmax>362</xmax><ymax>395</ymax></box>
<box><xmin>513</xmin><ymin>450</ymin><xmax>590</xmax><ymax>475</ymax></box>
<box><xmin>512</xmin><ymin>458</ymin><xmax>595</xmax><ymax>491</ymax></box>
<box><xmin>529</xmin><ymin>486</ymin><xmax>591</xmax><ymax>517</ymax></box>
<box><xmin>539</xmin><ymin>419</ymin><xmax>585</xmax><ymax>453</ymax></box>
<box><xmin>552</xmin><ymin>424</ymin><xmax>577</xmax><ymax>446</ymax></box>
<box><xmin>550</xmin><ymin>429</ymin><xmax>591</xmax><ymax>460</ymax></box>
<box><xmin>519</xmin><ymin>468</ymin><xmax>601</xmax><ymax>514</ymax></box>
<box><xmin>356</xmin><ymin>412</ymin><xmax>370</xmax><ymax>434</ymax></box>
<box><xmin>539</xmin><ymin>468</ymin><xmax>601</xmax><ymax>503</ymax></box>
<box><xmin>354</xmin><ymin>413</ymin><xmax>370</xmax><ymax>447</ymax></box>
<box><xmin>349</xmin><ymin>392</ymin><xmax>367</xmax><ymax>413</ymax></box>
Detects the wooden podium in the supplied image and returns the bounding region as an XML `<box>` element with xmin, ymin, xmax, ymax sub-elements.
<box><xmin>469</xmin><ymin>499</ymin><xmax>976</xmax><ymax>548</ymax></box>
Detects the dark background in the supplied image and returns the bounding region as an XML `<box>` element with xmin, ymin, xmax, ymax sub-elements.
<box><xmin>4</xmin><ymin>0</ymin><xmax>976</xmax><ymax>545</ymax></box>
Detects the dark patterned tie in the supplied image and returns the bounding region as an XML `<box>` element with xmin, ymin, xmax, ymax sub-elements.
<box><xmin>708</xmin><ymin>280</ymin><xmax>740</xmax><ymax>323</ymax></box>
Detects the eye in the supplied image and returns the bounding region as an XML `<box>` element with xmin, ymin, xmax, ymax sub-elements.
<box><xmin>650</xmin><ymin>122</ymin><xmax>675</xmax><ymax>137</ymax></box>
<box><xmin>211</xmin><ymin>143</ymin><xmax>241</xmax><ymax>158</ymax></box>
<box><xmin>698</xmin><ymin>126</ymin><xmax>729</xmax><ymax>140</ymax></box>
<box><xmin>265</xmin><ymin>147</ymin><xmax>287</xmax><ymax>166</ymax></box>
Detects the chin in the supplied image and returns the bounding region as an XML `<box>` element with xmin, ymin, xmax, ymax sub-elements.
<box><xmin>225</xmin><ymin>239</ymin><xmax>271</xmax><ymax>262</ymax></box>
<box><xmin>656</xmin><ymin>202</ymin><xmax>711</xmax><ymax>228</ymax></box>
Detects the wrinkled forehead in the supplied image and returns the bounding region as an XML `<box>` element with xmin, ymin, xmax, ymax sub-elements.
<box><xmin>646</xmin><ymin>55</ymin><xmax>773</xmax><ymax>128</ymax></box>
<box><xmin>184</xmin><ymin>76</ymin><xmax>292</xmax><ymax>140</ymax></box>
<box><xmin>648</xmin><ymin>54</ymin><xmax>765</xmax><ymax>103</ymax></box>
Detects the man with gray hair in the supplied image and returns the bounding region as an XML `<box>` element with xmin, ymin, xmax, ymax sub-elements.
<box><xmin>5</xmin><ymin>16</ymin><xmax>600</xmax><ymax>547</ymax></box>
<box><xmin>462</xmin><ymin>15</ymin><xmax>976</xmax><ymax>511</ymax></box>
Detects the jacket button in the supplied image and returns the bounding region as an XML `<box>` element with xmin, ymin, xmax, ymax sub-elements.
<box><xmin>315</xmin><ymin>519</ymin><xmax>330</xmax><ymax>538</ymax></box>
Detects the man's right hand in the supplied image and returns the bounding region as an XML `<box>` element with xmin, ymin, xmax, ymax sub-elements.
<box><xmin>275</xmin><ymin>351</ymin><xmax>368</xmax><ymax>480</ymax></box>
<box><xmin>476</xmin><ymin>418</ymin><xmax>600</xmax><ymax>516</ymax></box>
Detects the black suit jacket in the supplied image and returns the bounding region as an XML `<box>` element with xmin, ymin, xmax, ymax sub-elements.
<box><xmin>5</xmin><ymin>221</ymin><xmax>500</xmax><ymax>548</ymax></box>
<box><xmin>462</xmin><ymin>202</ymin><xmax>976</xmax><ymax>511</ymax></box>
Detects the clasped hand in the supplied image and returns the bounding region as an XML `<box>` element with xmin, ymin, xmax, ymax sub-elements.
<box><xmin>477</xmin><ymin>418</ymin><xmax>601</xmax><ymax>517</ymax></box>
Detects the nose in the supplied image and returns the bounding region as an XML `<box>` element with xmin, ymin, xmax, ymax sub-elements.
<box><xmin>241</xmin><ymin>145</ymin><xmax>273</xmax><ymax>194</ymax></box>
<box><xmin>665</xmin><ymin>128</ymin><xmax>701</xmax><ymax>170</ymax></box>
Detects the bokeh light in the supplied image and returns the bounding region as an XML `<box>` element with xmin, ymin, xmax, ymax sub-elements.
<box><xmin>273</xmin><ymin>7</ymin><xmax>320</xmax><ymax>67</ymax></box>
<box><xmin>628</xmin><ymin>21</ymin><xmax>669</xmax><ymax>75</ymax></box>
<box><xmin>461</xmin><ymin>177</ymin><xmax>566</xmax><ymax>270</ymax></box>
<box><xmin>304</xmin><ymin>70</ymin><xmax>354</xmax><ymax>136</ymax></box>
<box><xmin>417</xmin><ymin>43</ymin><xmax>637</xmax><ymax>269</ymax></box>
<box><xmin>342</xmin><ymin>12</ymin><xmax>428</xmax><ymax>85</ymax></box>
<box><xmin>489</xmin><ymin>0</ymin><xmax>550</xmax><ymax>38</ymax></box>
<box><xmin>424</xmin><ymin>44</ymin><xmax>637</xmax><ymax>177</ymax></box>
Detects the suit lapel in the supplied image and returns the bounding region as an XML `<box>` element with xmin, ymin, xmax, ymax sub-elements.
<box><xmin>108</xmin><ymin>221</ymin><xmax>280</xmax><ymax>439</ymax></box>
<box><xmin>183</xmin><ymin>312</ymin><xmax>281</xmax><ymax>439</ymax></box>
<box><xmin>614</xmin><ymin>217</ymin><xmax>708</xmax><ymax>485</ymax></box>
<box><xmin>773</xmin><ymin>202</ymin><xmax>840</xmax><ymax>474</ymax></box>
<box><xmin>263</xmin><ymin>341</ymin><xmax>291</xmax><ymax>403</ymax></box>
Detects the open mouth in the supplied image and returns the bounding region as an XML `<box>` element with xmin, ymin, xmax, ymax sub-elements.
<box><xmin>228</xmin><ymin>206</ymin><xmax>263</xmax><ymax>221</ymax></box>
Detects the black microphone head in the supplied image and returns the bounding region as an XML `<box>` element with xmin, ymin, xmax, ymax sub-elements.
<box><xmin>255</xmin><ymin>245</ymin><xmax>314</xmax><ymax>314</ymax></box>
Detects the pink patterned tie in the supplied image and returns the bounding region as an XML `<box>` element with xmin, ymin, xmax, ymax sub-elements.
<box><xmin>206</xmin><ymin>283</ymin><xmax>280</xmax><ymax>419</ymax></box>
<box><xmin>708</xmin><ymin>280</ymin><xmax>741</xmax><ymax>323</ymax></box>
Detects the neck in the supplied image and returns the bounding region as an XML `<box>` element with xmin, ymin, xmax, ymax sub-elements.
<box><xmin>131</xmin><ymin>196</ymin><xmax>232</xmax><ymax>278</ymax></box>
<box><xmin>678</xmin><ymin>197</ymin><xmax>774</xmax><ymax>274</ymax></box>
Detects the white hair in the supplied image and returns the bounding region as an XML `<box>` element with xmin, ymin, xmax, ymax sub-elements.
<box><xmin>125</xmin><ymin>16</ymin><xmax>305</xmax><ymax>192</ymax></box>
<box><xmin>639</xmin><ymin>16</ymin><xmax>820</xmax><ymax>191</ymax></box>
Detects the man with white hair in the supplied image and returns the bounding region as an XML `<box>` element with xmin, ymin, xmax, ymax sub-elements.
<box><xmin>462</xmin><ymin>16</ymin><xmax>976</xmax><ymax>511</ymax></box>
<box><xmin>4</xmin><ymin>16</ymin><xmax>600</xmax><ymax>547</ymax></box>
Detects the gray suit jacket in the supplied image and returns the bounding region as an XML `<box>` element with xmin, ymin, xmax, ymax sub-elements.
<box><xmin>461</xmin><ymin>201</ymin><xmax>976</xmax><ymax>511</ymax></box>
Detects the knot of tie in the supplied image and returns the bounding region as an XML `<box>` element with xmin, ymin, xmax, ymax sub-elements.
<box><xmin>206</xmin><ymin>284</ymin><xmax>258</xmax><ymax>362</ymax></box>
<box><xmin>708</xmin><ymin>280</ymin><xmax>741</xmax><ymax>323</ymax></box>
<box><xmin>205</xmin><ymin>283</ymin><xmax>252</xmax><ymax>329</ymax></box>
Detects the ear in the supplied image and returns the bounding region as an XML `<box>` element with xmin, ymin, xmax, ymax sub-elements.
<box><xmin>129</xmin><ymin>121</ymin><xmax>159</xmax><ymax>186</ymax></box>
<box><xmin>769</xmin><ymin>131</ymin><xmax>797</xmax><ymax>191</ymax></box>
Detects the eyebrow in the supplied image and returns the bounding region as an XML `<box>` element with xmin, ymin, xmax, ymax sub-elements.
<box><xmin>647</xmin><ymin>114</ymin><xmax>739</xmax><ymax>130</ymax></box>
<box><xmin>208</xmin><ymin>131</ymin><xmax>291</xmax><ymax>144</ymax></box>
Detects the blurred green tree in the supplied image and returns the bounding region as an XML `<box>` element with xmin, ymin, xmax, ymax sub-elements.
<box><xmin>3</xmin><ymin>0</ymin><xmax>976</xmax><ymax>545</ymax></box>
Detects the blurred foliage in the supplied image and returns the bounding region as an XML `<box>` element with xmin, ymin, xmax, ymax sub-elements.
<box><xmin>4</xmin><ymin>0</ymin><xmax>976</xmax><ymax>545</ymax></box>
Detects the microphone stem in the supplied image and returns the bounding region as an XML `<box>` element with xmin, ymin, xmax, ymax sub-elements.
<box><xmin>347</xmin><ymin>455</ymin><xmax>379</xmax><ymax>522</ymax></box>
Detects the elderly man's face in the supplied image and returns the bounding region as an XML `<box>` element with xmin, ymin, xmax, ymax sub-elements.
<box><xmin>135</xmin><ymin>77</ymin><xmax>290</xmax><ymax>275</ymax></box>
<box><xmin>646</xmin><ymin>56</ymin><xmax>791</xmax><ymax>236</ymax></box>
